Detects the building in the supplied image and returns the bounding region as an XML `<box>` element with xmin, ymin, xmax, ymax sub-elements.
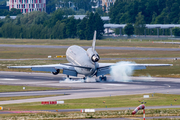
<box><xmin>7</xmin><ymin>0</ymin><xmax>46</xmax><ymax>13</ymax></box>
<box><xmin>102</xmin><ymin>0</ymin><xmax>115</xmax><ymax>13</ymax></box>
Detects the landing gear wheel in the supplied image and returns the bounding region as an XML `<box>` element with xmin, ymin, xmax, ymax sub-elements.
<box><xmin>99</xmin><ymin>76</ymin><xmax>107</xmax><ymax>81</ymax></box>
<box><xmin>66</xmin><ymin>75</ymin><xmax>72</xmax><ymax>80</ymax></box>
<box><xmin>83</xmin><ymin>77</ymin><xmax>87</xmax><ymax>83</ymax></box>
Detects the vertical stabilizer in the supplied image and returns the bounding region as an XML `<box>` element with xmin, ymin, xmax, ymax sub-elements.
<box><xmin>92</xmin><ymin>31</ymin><xmax>97</xmax><ymax>52</ymax></box>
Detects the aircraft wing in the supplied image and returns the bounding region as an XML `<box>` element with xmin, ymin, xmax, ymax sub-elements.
<box><xmin>7</xmin><ymin>64</ymin><xmax>75</xmax><ymax>72</ymax></box>
<box><xmin>8</xmin><ymin>63</ymin><xmax>92</xmax><ymax>77</ymax></box>
<box><xmin>96</xmin><ymin>63</ymin><xmax>173</xmax><ymax>77</ymax></box>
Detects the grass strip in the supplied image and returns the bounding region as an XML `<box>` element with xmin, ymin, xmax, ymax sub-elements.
<box><xmin>1</xmin><ymin>93</ymin><xmax>180</xmax><ymax>111</ymax></box>
<box><xmin>0</xmin><ymin>85</ymin><xmax>70</xmax><ymax>92</ymax></box>
<box><xmin>0</xmin><ymin>38</ymin><xmax>180</xmax><ymax>48</ymax></box>
<box><xmin>0</xmin><ymin>94</ymin><xmax>64</xmax><ymax>101</ymax></box>
<box><xmin>1</xmin><ymin>47</ymin><xmax>180</xmax><ymax>59</ymax></box>
<box><xmin>0</xmin><ymin>109</ymin><xmax>179</xmax><ymax>120</ymax></box>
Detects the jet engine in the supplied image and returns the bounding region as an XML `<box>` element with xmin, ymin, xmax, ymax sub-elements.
<box><xmin>87</xmin><ymin>48</ymin><xmax>100</xmax><ymax>62</ymax></box>
<box><xmin>52</xmin><ymin>69</ymin><xmax>60</xmax><ymax>75</ymax></box>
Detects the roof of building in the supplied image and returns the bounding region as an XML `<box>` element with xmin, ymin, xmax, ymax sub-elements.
<box><xmin>104</xmin><ymin>24</ymin><xmax>180</xmax><ymax>29</ymax></box>
<box><xmin>68</xmin><ymin>15</ymin><xmax>110</xmax><ymax>21</ymax></box>
<box><xmin>0</xmin><ymin>16</ymin><xmax>16</xmax><ymax>19</ymax></box>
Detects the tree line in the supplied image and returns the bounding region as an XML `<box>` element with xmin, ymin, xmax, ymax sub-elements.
<box><xmin>0</xmin><ymin>10</ymin><xmax>104</xmax><ymax>40</ymax></box>
<box><xmin>121</xmin><ymin>23</ymin><xmax>180</xmax><ymax>37</ymax></box>
<box><xmin>109</xmin><ymin>0</ymin><xmax>180</xmax><ymax>24</ymax></box>
<box><xmin>0</xmin><ymin>8</ymin><xmax>21</xmax><ymax>16</ymax></box>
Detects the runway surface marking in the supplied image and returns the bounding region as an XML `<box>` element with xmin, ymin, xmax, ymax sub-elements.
<box><xmin>103</xmin><ymin>84</ymin><xmax>127</xmax><ymax>86</ymax></box>
<box><xmin>0</xmin><ymin>78</ymin><xmax>20</xmax><ymax>81</ymax></box>
<box><xmin>33</xmin><ymin>77</ymin><xmax>54</xmax><ymax>79</ymax></box>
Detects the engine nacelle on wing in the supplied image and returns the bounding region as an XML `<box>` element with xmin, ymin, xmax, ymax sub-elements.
<box><xmin>87</xmin><ymin>48</ymin><xmax>100</xmax><ymax>62</ymax></box>
<box><xmin>52</xmin><ymin>69</ymin><xmax>60</xmax><ymax>75</ymax></box>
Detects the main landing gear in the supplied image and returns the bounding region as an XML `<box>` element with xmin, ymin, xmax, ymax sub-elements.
<box><xmin>99</xmin><ymin>75</ymin><xmax>107</xmax><ymax>82</ymax></box>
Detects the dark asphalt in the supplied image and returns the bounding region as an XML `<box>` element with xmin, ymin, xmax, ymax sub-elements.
<box><xmin>0</xmin><ymin>72</ymin><xmax>180</xmax><ymax>98</ymax></box>
<box><xmin>1</xmin><ymin>44</ymin><xmax>180</xmax><ymax>51</ymax></box>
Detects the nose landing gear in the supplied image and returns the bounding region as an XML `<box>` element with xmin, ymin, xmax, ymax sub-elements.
<box><xmin>66</xmin><ymin>75</ymin><xmax>72</xmax><ymax>80</ymax></box>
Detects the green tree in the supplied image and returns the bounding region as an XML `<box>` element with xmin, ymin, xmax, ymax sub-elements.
<box><xmin>94</xmin><ymin>12</ymin><xmax>104</xmax><ymax>39</ymax></box>
<box><xmin>1</xmin><ymin>23</ymin><xmax>17</xmax><ymax>38</ymax></box>
<box><xmin>48</xmin><ymin>9</ymin><xmax>64</xmax><ymax>27</ymax></box>
<box><xmin>109</xmin><ymin>0</ymin><xmax>180</xmax><ymax>24</ymax></box>
<box><xmin>59</xmin><ymin>8</ymin><xmax>76</xmax><ymax>15</ymax></box>
<box><xmin>134</xmin><ymin>12</ymin><xmax>146</xmax><ymax>35</ymax></box>
<box><xmin>151</xmin><ymin>12</ymin><xmax>157</xmax><ymax>24</ymax></box>
<box><xmin>75</xmin><ymin>9</ymin><xmax>86</xmax><ymax>15</ymax></box>
<box><xmin>32</xmin><ymin>11</ymin><xmax>49</xmax><ymax>25</ymax></box>
<box><xmin>124</xmin><ymin>23</ymin><xmax>134</xmax><ymax>37</ymax></box>
<box><xmin>14</xmin><ymin>17</ymin><xmax>21</xmax><ymax>25</ymax></box>
<box><xmin>46</xmin><ymin>0</ymin><xmax>58</xmax><ymax>14</ymax></box>
<box><xmin>66</xmin><ymin>16</ymin><xmax>77</xmax><ymax>38</ymax></box>
<box><xmin>4</xmin><ymin>15</ymin><xmax>12</xmax><ymax>23</ymax></box>
<box><xmin>73</xmin><ymin>0</ymin><xmax>91</xmax><ymax>12</ymax></box>
<box><xmin>95</xmin><ymin>7</ymin><xmax>104</xmax><ymax>16</ymax></box>
<box><xmin>77</xmin><ymin>17</ymin><xmax>87</xmax><ymax>40</ymax></box>
<box><xmin>85</xmin><ymin>12</ymin><xmax>95</xmax><ymax>40</ymax></box>
<box><xmin>155</xmin><ymin>10</ymin><xmax>168</xmax><ymax>24</ymax></box>
<box><xmin>172</xmin><ymin>27</ymin><xmax>180</xmax><ymax>36</ymax></box>
<box><xmin>52</xmin><ymin>21</ymin><xmax>65</xmax><ymax>39</ymax></box>
<box><xmin>0</xmin><ymin>10</ymin><xmax>9</xmax><ymax>16</ymax></box>
<box><xmin>9</xmin><ymin>8</ymin><xmax>21</xmax><ymax>16</ymax></box>
<box><xmin>169</xmin><ymin>3</ymin><xmax>179</xmax><ymax>23</ymax></box>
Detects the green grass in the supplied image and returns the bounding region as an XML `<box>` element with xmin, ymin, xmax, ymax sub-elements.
<box><xmin>1</xmin><ymin>93</ymin><xmax>180</xmax><ymax>110</ymax></box>
<box><xmin>1</xmin><ymin>47</ymin><xmax>180</xmax><ymax>59</ymax></box>
<box><xmin>0</xmin><ymin>109</ymin><xmax>180</xmax><ymax>120</ymax></box>
<box><xmin>0</xmin><ymin>85</ymin><xmax>70</xmax><ymax>92</ymax></box>
<box><xmin>0</xmin><ymin>47</ymin><xmax>67</xmax><ymax>59</ymax></box>
<box><xmin>0</xmin><ymin>93</ymin><xmax>180</xmax><ymax>119</ymax></box>
<box><xmin>0</xmin><ymin>38</ymin><xmax>180</xmax><ymax>48</ymax></box>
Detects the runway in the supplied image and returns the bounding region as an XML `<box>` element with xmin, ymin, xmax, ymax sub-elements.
<box><xmin>154</xmin><ymin>42</ymin><xmax>180</xmax><ymax>44</ymax></box>
<box><xmin>1</xmin><ymin>44</ymin><xmax>180</xmax><ymax>51</ymax></box>
<box><xmin>0</xmin><ymin>71</ymin><xmax>180</xmax><ymax>105</ymax></box>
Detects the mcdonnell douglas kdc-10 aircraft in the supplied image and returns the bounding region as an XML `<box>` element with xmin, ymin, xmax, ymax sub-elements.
<box><xmin>8</xmin><ymin>31</ymin><xmax>172</xmax><ymax>81</ymax></box>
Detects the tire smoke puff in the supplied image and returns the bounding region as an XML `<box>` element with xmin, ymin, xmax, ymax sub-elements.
<box><xmin>110</xmin><ymin>61</ymin><xmax>135</xmax><ymax>82</ymax></box>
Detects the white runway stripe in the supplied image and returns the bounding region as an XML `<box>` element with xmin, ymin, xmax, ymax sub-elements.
<box><xmin>0</xmin><ymin>78</ymin><xmax>20</xmax><ymax>81</ymax></box>
<box><xmin>103</xmin><ymin>84</ymin><xmax>126</xmax><ymax>86</ymax></box>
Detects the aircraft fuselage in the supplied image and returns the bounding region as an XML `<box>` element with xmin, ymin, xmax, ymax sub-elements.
<box><xmin>66</xmin><ymin>45</ymin><xmax>98</xmax><ymax>77</ymax></box>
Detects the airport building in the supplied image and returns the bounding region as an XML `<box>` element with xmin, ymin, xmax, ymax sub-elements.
<box><xmin>7</xmin><ymin>0</ymin><xmax>46</xmax><ymax>13</ymax></box>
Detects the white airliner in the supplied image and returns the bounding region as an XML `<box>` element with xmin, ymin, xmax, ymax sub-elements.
<box><xmin>8</xmin><ymin>31</ymin><xmax>172</xmax><ymax>81</ymax></box>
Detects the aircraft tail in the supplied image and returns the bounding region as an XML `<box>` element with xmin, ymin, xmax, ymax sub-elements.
<box><xmin>92</xmin><ymin>31</ymin><xmax>97</xmax><ymax>52</ymax></box>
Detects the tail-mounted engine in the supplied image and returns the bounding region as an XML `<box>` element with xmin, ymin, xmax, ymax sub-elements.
<box><xmin>52</xmin><ymin>69</ymin><xmax>60</xmax><ymax>75</ymax></box>
<box><xmin>87</xmin><ymin>48</ymin><xmax>100</xmax><ymax>62</ymax></box>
